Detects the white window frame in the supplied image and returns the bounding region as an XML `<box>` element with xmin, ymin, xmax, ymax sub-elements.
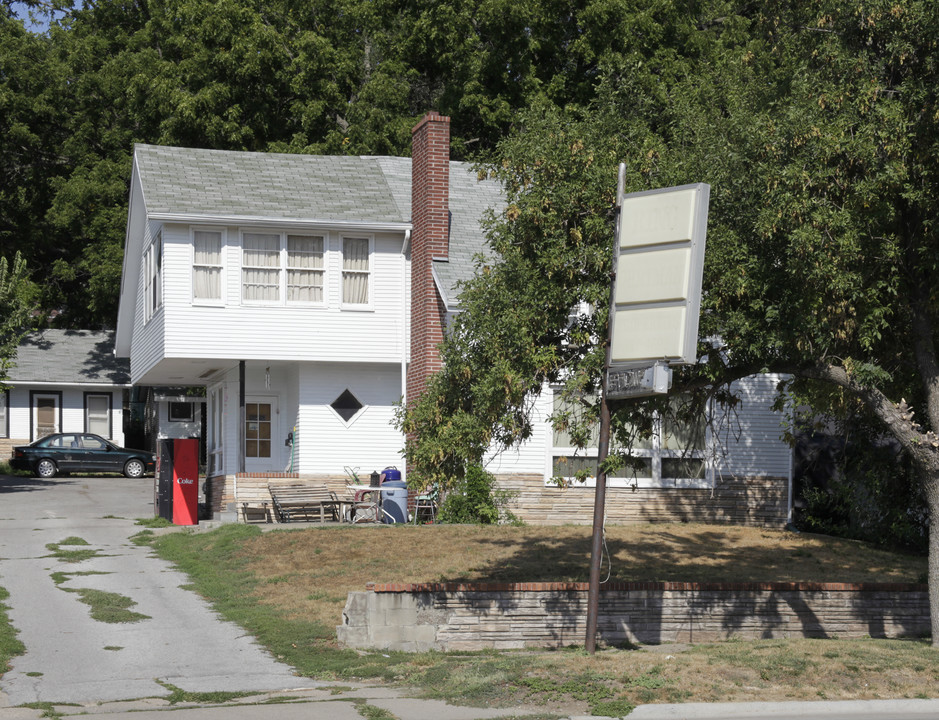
<box><xmin>143</xmin><ymin>231</ymin><xmax>163</xmax><ymax>322</ymax></box>
<box><xmin>208</xmin><ymin>385</ymin><xmax>224</xmax><ymax>477</ymax></box>
<box><xmin>192</xmin><ymin>227</ymin><xmax>225</xmax><ymax>305</ymax></box>
<box><xmin>286</xmin><ymin>233</ymin><xmax>326</xmax><ymax>305</ymax></box>
<box><xmin>340</xmin><ymin>235</ymin><xmax>373</xmax><ymax>310</ymax></box>
<box><xmin>239</xmin><ymin>230</ymin><xmax>328</xmax><ymax>307</ymax></box>
<box><xmin>546</xmin><ymin>392</ymin><xmax>711</xmax><ymax>489</ymax></box>
<box><xmin>84</xmin><ymin>392</ymin><xmax>112</xmax><ymax>438</ymax></box>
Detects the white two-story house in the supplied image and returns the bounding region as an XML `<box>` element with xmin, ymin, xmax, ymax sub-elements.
<box><xmin>116</xmin><ymin>112</ymin><xmax>793</xmax><ymax>525</ymax></box>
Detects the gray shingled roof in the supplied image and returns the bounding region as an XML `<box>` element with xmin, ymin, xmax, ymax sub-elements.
<box><xmin>134</xmin><ymin>144</ymin><xmax>505</xmax><ymax>306</ymax></box>
<box><xmin>9</xmin><ymin>330</ymin><xmax>130</xmax><ymax>385</ymax></box>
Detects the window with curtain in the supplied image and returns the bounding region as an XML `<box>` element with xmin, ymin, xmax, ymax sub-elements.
<box><xmin>342</xmin><ymin>237</ymin><xmax>370</xmax><ymax>305</ymax></box>
<box><xmin>85</xmin><ymin>394</ymin><xmax>110</xmax><ymax>437</ymax></box>
<box><xmin>287</xmin><ymin>235</ymin><xmax>325</xmax><ymax>303</ymax></box>
<box><xmin>243</xmin><ymin>232</ymin><xmax>281</xmax><ymax>302</ymax></box>
<box><xmin>143</xmin><ymin>233</ymin><xmax>163</xmax><ymax>320</ymax></box>
<box><xmin>193</xmin><ymin>230</ymin><xmax>223</xmax><ymax>300</ymax></box>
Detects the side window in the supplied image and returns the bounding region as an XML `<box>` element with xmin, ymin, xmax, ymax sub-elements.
<box><xmin>341</xmin><ymin>236</ymin><xmax>371</xmax><ymax>307</ymax></box>
<box><xmin>193</xmin><ymin>229</ymin><xmax>223</xmax><ymax>301</ymax></box>
<box><xmin>143</xmin><ymin>232</ymin><xmax>163</xmax><ymax>321</ymax></box>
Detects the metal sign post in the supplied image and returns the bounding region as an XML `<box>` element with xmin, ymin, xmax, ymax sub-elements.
<box><xmin>585</xmin><ymin>167</ymin><xmax>710</xmax><ymax>653</ymax></box>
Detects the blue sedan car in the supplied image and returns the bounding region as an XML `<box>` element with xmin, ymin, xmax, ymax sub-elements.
<box><xmin>10</xmin><ymin>433</ymin><xmax>156</xmax><ymax>479</ymax></box>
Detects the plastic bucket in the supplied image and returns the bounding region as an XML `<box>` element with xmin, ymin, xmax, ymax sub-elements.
<box><xmin>381</xmin><ymin>467</ymin><xmax>401</xmax><ymax>483</ymax></box>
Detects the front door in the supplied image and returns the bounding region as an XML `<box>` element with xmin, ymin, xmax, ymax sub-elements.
<box><xmin>245</xmin><ymin>397</ymin><xmax>277</xmax><ymax>472</ymax></box>
<box><xmin>32</xmin><ymin>394</ymin><xmax>60</xmax><ymax>441</ymax></box>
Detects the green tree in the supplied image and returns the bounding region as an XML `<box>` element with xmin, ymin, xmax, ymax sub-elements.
<box><xmin>0</xmin><ymin>253</ymin><xmax>37</xmax><ymax>386</ymax></box>
<box><xmin>401</xmin><ymin>0</ymin><xmax>939</xmax><ymax>643</ymax></box>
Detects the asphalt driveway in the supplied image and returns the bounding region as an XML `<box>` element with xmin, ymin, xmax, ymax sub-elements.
<box><xmin>0</xmin><ymin>473</ymin><xmax>315</xmax><ymax>706</ymax></box>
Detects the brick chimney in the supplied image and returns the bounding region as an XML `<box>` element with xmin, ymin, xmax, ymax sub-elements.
<box><xmin>407</xmin><ymin>111</ymin><xmax>451</xmax><ymax>407</ymax></box>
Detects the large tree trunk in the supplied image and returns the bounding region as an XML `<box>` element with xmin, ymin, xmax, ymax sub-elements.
<box><xmin>923</xmin><ymin>464</ymin><xmax>939</xmax><ymax>646</ymax></box>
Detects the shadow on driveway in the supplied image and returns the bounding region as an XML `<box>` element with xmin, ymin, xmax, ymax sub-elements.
<box><xmin>0</xmin><ymin>474</ymin><xmax>67</xmax><ymax>493</ymax></box>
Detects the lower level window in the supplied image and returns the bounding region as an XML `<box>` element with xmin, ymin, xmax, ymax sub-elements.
<box><xmin>85</xmin><ymin>394</ymin><xmax>110</xmax><ymax>437</ymax></box>
<box><xmin>550</xmin><ymin>393</ymin><xmax>707</xmax><ymax>486</ymax></box>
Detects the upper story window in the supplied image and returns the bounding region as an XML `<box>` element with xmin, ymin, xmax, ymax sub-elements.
<box><xmin>341</xmin><ymin>236</ymin><xmax>371</xmax><ymax>307</ymax></box>
<box><xmin>143</xmin><ymin>232</ymin><xmax>163</xmax><ymax>322</ymax></box>
<box><xmin>287</xmin><ymin>234</ymin><xmax>325</xmax><ymax>303</ymax></box>
<box><xmin>193</xmin><ymin>229</ymin><xmax>223</xmax><ymax>302</ymax></box>
<box><xmin>241</xmin><ymin>231</ymin><xmax>327</xmax><ymax>305</ymax></box>
<box><xmin>242</xmin><ymin>232</ymin><xmax>281</xmax><ymax>302</ymax></box>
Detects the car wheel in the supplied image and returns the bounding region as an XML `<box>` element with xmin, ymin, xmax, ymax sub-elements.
<box><xmin>124</xmin><ymin>459</ymin><xmax>146</xmax><ymax>478</ymax></box>
<box><xmin>36</xmin><ymin>459</ymin><xmax>57</xmax><ymax>479</ymax></box>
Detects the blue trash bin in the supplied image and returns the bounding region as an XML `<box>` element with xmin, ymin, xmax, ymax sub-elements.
<box><xmin>380</xmin><ymin>480</ymin><xmax>408</xmax><ymax>523</ymax></box>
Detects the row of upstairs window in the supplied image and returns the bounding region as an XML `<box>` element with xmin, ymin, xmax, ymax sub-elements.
<box><xmin>183</xmin><ymin>228</ymin><xmax>372</xmax><ymax>309</ymax></box>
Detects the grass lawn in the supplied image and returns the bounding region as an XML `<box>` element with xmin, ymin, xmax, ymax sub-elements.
<box><xmin>145</xmin><ymin>522</ymin><xmax>936</xmax><ymax>717</ymax></box>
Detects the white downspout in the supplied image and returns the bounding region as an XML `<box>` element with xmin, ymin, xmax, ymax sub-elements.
<box><xmin>401</xmin><ymin>229</ymin><xmax>411</xmax><ymax>482</ymax></box>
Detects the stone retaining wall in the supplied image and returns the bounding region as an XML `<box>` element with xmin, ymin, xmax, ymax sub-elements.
<box><xmin>337</xmin><ymin>581</ymin><xmax>928</xmax><ymax>652</ymax></box>
<box><xmin>497</xmin><ymin>474</ymin><xmax>790</xmax><ymax>527</ymax></box>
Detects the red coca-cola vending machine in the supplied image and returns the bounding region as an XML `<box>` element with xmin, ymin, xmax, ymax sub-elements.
<box><xmin>156</xmin><ymin>438</ymin><xmax>199</xmax><ymax>525</ymax></box>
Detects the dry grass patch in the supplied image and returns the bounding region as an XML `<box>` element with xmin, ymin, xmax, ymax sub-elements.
<box><xmin>239</xmin><ymin>523</ymin><xmax>925</xmax><ymax>639</ymax></box>
<box><xmin>150</xmin><ymin>522</ymin><xmax>935</xmax><ymax>713</ymax></box>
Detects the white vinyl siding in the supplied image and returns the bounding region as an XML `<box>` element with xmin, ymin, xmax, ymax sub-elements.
<box><xmin>713</xmin><ymin>373</ymin><xmax>792</xmax><ymax>478</ymax></box>
<box><xmin>295</xmin><ymin>362</ymin><xmax>402</xmax><ymax>474</ymax></box>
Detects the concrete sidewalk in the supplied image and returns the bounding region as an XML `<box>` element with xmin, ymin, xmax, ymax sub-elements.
<box><xmin>0</xmin><ymin>685</ymin><xmax>551</xmax><ymax>720</ymax></box>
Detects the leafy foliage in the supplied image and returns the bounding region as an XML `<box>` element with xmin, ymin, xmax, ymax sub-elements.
<box><xmin>396</xmin><ymin>0</ymin><xmax>939</xmax><ymax>638</ymax></box>
<box><xmin>437</xmin><ymin>464</ymin><xmax>519</xmax><ymax>525</ymax></box>
<box><xmin>0</xmin><ymin>252</ymin><xmax>37</xmax><ymax>386</ymax></box>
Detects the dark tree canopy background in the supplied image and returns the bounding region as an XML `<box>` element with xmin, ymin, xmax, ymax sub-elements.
<box><xmin>1</xmin><ymin>0</ymin><xmax>655</xmax><ymax>326</ymax></box>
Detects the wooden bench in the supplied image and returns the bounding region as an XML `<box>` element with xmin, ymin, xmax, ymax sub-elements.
<box><xmin>268</xmin><ymin>483</ymin><xmax>342</xmax><ymax>523</ymax></box>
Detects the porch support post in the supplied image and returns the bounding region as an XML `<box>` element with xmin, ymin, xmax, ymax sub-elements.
<box><xmin>239</xmin><ymin>360</ymin><xmax>246</xmax><ymax>475</ymax></box>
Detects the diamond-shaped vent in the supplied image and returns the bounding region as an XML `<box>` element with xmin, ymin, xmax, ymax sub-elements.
<box><xmin>331</xmin><ymin>389</ymin><xmax>363</xmax><ymax>422</ymax></box>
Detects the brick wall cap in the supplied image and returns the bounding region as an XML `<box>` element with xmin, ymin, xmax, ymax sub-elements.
<box><xmin>367</xmin><ymin>581</ymin><xmax>927</xmax><ymax>593</ymax></box>
<box><xmin>412</xmin><ymin>111</ymin><xmax>451</xmax><ymax>134</ymax></box>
